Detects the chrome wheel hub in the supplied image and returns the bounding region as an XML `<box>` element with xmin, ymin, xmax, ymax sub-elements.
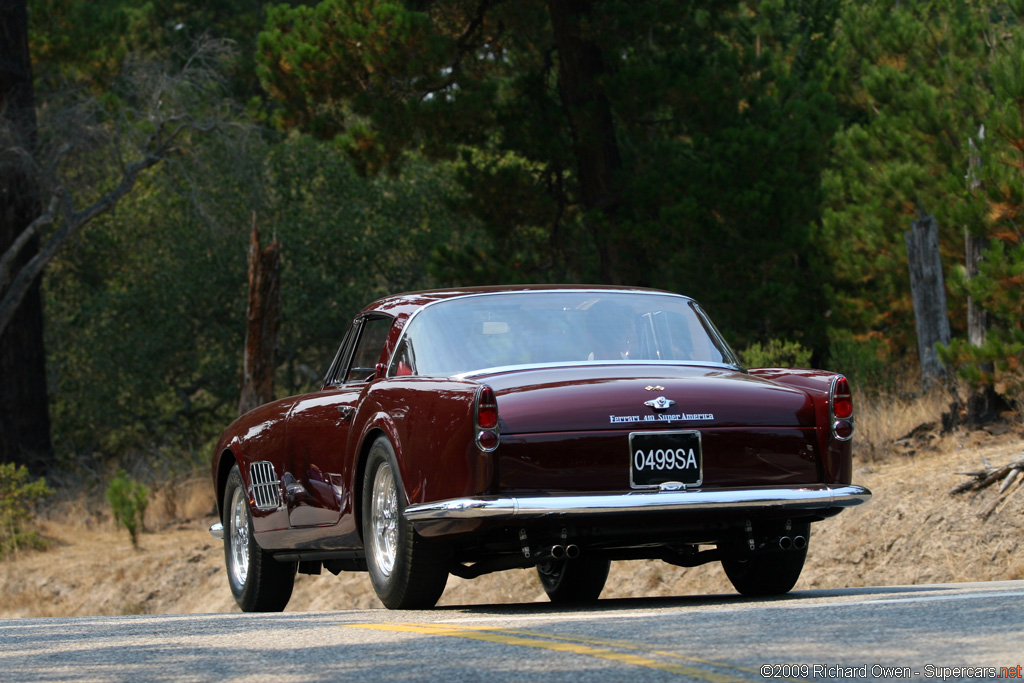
<box><xmin>229</xmin><ymin>487</ymin><xmax>250</xmax><ymax>587</ymax></box>
<box><xmin>370</xmin><ymin>462</ymin><xmax>399</xmax><ymax>578</ymax></box>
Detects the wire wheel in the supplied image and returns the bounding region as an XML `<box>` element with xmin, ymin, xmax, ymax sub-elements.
<box><xmin>221</xmin><ymin>463</ymin><xmax>295</xmax><ymax>612</ymax></box>
<box><xmin>361</xmin><ymin>437</ymin><xmax>450</xmax><ymax>609</ymax></box>
<box><xmin>369</xmin><ymin>461</ymin><xmax>399</xmax><ymax>578</ymax></box>
<box><xmin>228</xmin><ymin>485</ymin><xmax>251</xmax><ymax>587</ymax></box>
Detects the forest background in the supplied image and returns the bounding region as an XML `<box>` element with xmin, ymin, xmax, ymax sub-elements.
<box><xmin>1</xmin><ymin>0</ymin><xmax>1023</xmax><ymax>496</ymax></box>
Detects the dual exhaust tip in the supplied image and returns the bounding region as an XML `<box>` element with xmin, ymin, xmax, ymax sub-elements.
<box><xmin>778</xmin><ymin>535</ymin><xmax>807</xmax><ymax>551</ymax></box>
<box><xmin>549</xmin><ymin>544</ymin><xmax>580</xmax><ymax>560</ymax></box>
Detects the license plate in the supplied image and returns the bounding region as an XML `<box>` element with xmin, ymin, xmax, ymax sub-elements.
<box><xmin>629</xmin><ymin>430</ymin><xmax>702</xmax><ymax>489</ymax></box>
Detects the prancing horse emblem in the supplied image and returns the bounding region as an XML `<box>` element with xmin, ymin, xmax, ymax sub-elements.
<box><xmin>644</xmin><ymin>396</ymin><xmax>675</xmax><ymax>411</ymax></box>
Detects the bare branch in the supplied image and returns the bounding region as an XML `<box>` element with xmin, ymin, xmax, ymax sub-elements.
<box><xmin>0</xmin><ymin>36</ymin><xmax>245</xmax><ymax>338</ymax></box>
<box><xmin>0</xmin><ymin>189</ymin><xmax>61</xmax><ymax>292</ymax></box>
<box><xmin>0</xmin><ymin>151</ymin><xmax>163</xmax><ymax>336</ymax></box>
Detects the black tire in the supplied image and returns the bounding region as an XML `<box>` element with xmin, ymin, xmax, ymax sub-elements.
<box><xmin>536</xmin><ymin>557</ymin><xmax>611</xmax><ymax>604</ymax></box>
<box><xmin>721</xmin><ymin>531</ymin><xmax>809</xmax><ymax>597</ymax></box>
<box><xmin>362</xmin><ymin>437</ymin><xmax>449</xmax><ymax>609</ymax></box>
<box><xmin>223</xmin><ymin>464</ymin><xmax>296</xmax><ymax>612</ymax></box>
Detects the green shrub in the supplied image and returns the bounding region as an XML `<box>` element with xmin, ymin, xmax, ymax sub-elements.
<box><xmin>740</xmin><ymin>339</ymin><xmax>813</xmax><ymax>368</ymax></box>
<box><xmin>828</xmin><ymin>336</ymin><xmax>891</xmax><ymax>394</ymax></box>
<box><xmin>105</xmin><ymin>470</ymin><xmax>149</xmax><ymax>548</ymax></box>
<box><xmin>0</xmin><ymin>463</ymin><xmax>54</xmax><ymax>557</ymax></box>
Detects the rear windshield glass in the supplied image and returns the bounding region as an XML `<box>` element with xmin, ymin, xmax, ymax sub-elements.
<box><xmin>391</xmin><ymin>291</ymin><xmax>739</xmax><ymax>377</ymax></box>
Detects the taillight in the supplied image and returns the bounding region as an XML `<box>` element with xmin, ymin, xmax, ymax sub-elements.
<box><xmin>475</xmin><ymin>385</ymin><xmax>500</xmax><ymax>451</ymax></box>
<box><xmin>477</xmin><ymin>386</ymin><xmax>498</xmax><ymax>429</ymax></box>
<box><xmin>830</xmin><ymin>375</ymin><xmax>854</xmax><ymax>441</ymax></box>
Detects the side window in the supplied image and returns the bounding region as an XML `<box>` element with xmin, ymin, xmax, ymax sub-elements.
<box><xmin>324</xmin><ymin>324</ymin><xmax>358</xmax><ymax>386</ymax></box>
<box><xmin>390</xmin><ymin>336</ymin><xmax>417</xmax><ymax>376</ymax></box>
<box><xmin>344</xmin><ymin>316</ymin><xmax>394</xmax><ymax>383</ymax></box>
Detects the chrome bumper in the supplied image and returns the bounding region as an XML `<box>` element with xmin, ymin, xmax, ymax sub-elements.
<box><xmin>209</xmin><ymin>522</ymin><xmax>224</xmax><ymax>539</ymax></box>
<box><xmin>404</xmin><ymin>484</ymin><xmax>871</xmax><ymax>522</ymax></box>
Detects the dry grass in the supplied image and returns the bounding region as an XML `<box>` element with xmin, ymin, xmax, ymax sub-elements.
<box><xmin>853</xmin><ymin>383</ymin><xmax>949</xmax><ymax>462</ymax></box>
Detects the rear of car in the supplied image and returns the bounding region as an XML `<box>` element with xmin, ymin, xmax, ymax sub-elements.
<box><xmin>396</xmin><ymin>289</ymin><xmax>869</xmax><ymax>597</ymax></box>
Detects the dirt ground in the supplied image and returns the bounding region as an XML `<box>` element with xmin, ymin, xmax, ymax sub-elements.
<box><xmin>2</xmin><ymin>425</ymin><xmax>1022</xmax><ymax>618</ymax></box>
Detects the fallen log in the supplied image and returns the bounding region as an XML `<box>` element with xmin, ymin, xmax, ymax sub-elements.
<box><xmin>950</xmin><ymin>453</ymin><xmax>1024</xmax><ymax>519</ymax></box>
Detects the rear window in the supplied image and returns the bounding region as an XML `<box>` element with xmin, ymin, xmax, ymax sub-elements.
<box><xmin>390</xmin><ymin>291</ymin><xmax>739</xmax><ymax>377</ymax></box>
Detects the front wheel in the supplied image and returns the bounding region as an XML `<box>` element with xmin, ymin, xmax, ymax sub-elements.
<box><xmin>223</xmin><ymin>464</ymin><xmax>296</xmax><ymax>612</ymax></box>
<box><xmin>721</xmin><ymin>529</ymin><xmax>809</xmax><ymax>597</ymax></box>
<box><xmin>536</xmin><ymin>557</ymin><xmax>610</xmax><ymax>604</ymax></box>
<box><xmin>362</xmin><ymin>437</ymin><xmax>449</xmax><ymax>609</ymax></box>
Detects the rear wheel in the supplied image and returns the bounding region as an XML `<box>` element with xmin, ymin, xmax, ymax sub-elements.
<box><xmin>362</xmin><ymin>437</ymin><xmax>449</xmax><ymax>609</ymax></box>
<box><xmin>721</xmin><ymin>529</ymin><xmax>809</xmax><ymax>597</ymax></box>
<box><xmin>537</xmin><ymin>557</ymin><xmax>611</xmax><ymax>604</ymax></box>
<box><xmin>223</xmin><ymin>464</ymin><xmax>296</xmax><ymax>612</ymax></box>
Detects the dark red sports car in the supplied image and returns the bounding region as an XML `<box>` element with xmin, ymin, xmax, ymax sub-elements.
<box><xmin>210</xmin><ymin>286</ymin><xmax>870</xmax><ymax>610</ymax></box>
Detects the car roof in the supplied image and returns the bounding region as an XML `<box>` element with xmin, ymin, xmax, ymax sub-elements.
<box><xmin>360</xmin><ymin>285</ymin><xmax>682</xmax><ymax>320</ymax></box>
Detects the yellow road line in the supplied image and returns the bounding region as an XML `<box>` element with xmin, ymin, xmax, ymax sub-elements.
<box><xmin>491</xmin><ymin>628</ymin><xmax>773</xmax><ymax>679</ymax></box>
<box><xmin>348</xmin><ymin>623</ymin><xmax>748</xmax><ymax>681</ymax></box>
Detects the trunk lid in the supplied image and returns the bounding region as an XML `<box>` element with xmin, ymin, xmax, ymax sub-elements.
<box><xmin>476</xmin><ymin>364</ymin><xmax>815</xmax><ymax>435</ymax></box>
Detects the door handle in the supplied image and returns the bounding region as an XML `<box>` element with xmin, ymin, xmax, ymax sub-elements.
<box><xmin>337</xmin><ymin>406</ymin><xmax>355</xmax><ymax>421</ymax></box>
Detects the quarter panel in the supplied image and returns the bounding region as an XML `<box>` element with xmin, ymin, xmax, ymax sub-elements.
<box><xmin>748</xmin><ymin>368</ymin><xmax>853</xmax><ymax>485</ymax></box>
<box><xmin>359</xmin><ymin>377</ymin><xmax>490</xmax><ymax>507</ymax></box>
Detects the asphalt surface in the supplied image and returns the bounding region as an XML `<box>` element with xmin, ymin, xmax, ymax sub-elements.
<box><xmin>2</xmin><ymin>581</ymin><xmax>1022</xmax><ymax>682</ymax></box>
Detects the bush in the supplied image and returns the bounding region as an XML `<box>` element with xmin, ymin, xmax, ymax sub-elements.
<box><xmin>828</xmin><ymin>336</ymin><xmax>891</xmax><ymax>394</ymax></box>
<box><xmin>740</xmin><ymin>339</ymin><xmax>812</xmax><ymax>368</ymax></box>
<box><xmin>0</xmin><ymin>463</ymin><xmax>54</xmax><ymax>557</ymax></box>
<box><xmin>105</xmin><ymin>470</ymin><xmax>149</xmax><ymax>548</ymax></box>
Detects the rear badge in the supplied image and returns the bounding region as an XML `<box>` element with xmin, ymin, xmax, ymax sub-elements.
<box><xmin>644</xmin><ymin>396</ymin><xmax>675</xmax><ymax>411</ymax></box>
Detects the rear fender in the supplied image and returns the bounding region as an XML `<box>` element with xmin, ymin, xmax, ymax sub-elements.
<box><xmin>747</xmin><ymin>368</ymin><xmax>852</xmax><ymax>484</ymax></box>
<box><xmin>355</xmin><ymin>378</ymin><xmax>493</xmax><ymax>512</ymax></box>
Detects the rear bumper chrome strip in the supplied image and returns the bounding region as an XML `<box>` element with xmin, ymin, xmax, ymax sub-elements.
<box><xmin>404</xmin><ymin>484</ymin><xmax>871</xmax><ymax>522</ymax></box>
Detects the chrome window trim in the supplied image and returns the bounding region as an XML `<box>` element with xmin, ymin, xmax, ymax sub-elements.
<box><xmin>451</xmin><ymin>359</ymin><xmax>740</xmax><ymax>380</ymax></box>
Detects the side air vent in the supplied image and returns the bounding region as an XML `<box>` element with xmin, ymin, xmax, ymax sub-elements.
<box><xmin>249</xmin><ymin>461</ymin><xmax>281</xmax><ymax>510</ymax></box>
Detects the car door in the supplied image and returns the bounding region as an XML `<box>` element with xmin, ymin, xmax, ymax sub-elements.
<box><xmin>284</xmin><ymin>315</ymin><xmax>394</xmax><ymax>530</ymax></box>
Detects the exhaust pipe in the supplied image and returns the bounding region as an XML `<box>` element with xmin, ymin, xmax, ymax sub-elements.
<box><xmin>778</xmin><ymin>536</ymin><xmax>792</xmax><ymax>550</ymax></box>
<box><xmin>550</xmin><ymin>545</ymin><xmax>565</xmax><ymax>559</ymax></box>
<box><xmin>793</xmin><ymin>535</ymin><xmax>807</xmax><ymax>550</ymax></box>
<box><xmin>566</xmin><ymin>544</ymin><xmax>580</xmax><ymax>559</ymax></box>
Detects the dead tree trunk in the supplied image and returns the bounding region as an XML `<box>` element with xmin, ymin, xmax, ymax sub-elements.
<box><xmin>905</xmin><ymin>210</ymin><xmax>950</xmax><ymax>387</ymax></box>
<box><xmin>238</xmin><ymin>219</ymin><xmax>281</xmax><ymax>416</ymax></box>
<box><xmin>962</xmin><ymin>124</ymin><xmax>1004</xmax><ymax>425</ymax></box>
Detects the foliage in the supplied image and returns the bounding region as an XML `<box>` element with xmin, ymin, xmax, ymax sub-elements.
<box><xmin>941</xmin><ymin>240</ymin><xmax>1024</xmax><ymax>400</ymax></box>
<box><xmin>44</xmin><ymin>128</ymin><xmax>469</xmax><ymax>462</ymax></box>
<box><xmin>28</xmin><ymin>0</ymin><xmax>271</xmax><ymax>98</ymax></box>
<box><xmin>0</xmin><ymin>463</ymin><xmax>54</xmax><ymax>557</ymax></box>
<box><xmin>256</xmin><ymin>0</ymin><xmax>842</xmax><ymax>352</ymax></box>
<box><xmin>105</xmin><ymin>469</ymin><xmax>149</xmax><ymax>548</ymax></box>
<box><xmin>821</xmin><ymin>0</ymin><xmax>994</xmax><ymax>352</ymax></box>
<box><xmin>827</xmin><ymin>335</ymin><xmax>892</xmax><ymax>395</ymax></box>
<box><xmin>740</xmin><ymin>339</ymin><xmax>813</xmax><ymax>369</ymax></box>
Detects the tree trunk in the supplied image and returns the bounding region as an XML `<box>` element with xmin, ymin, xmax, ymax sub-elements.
<box><xmin>963</xmin><ymin>124</ymin><xmax>1003</xmax><ymax>425</ymax></box>
<box><xmin>238</xmin><ymin>220</ymin><xmax>282</xmax><ymax>416</ymax></box>
<box><xmin>0</xmin><ymin>0</ymin><xmax>53</xmax><ymax>472</ymax></box>
<box><xmin>904</xmin><ymin>210</ymin><xmax>950</xmax><ymax>387</ymax></box>
<box><xmin>547</xmin><ymin>0</ymin><xmax>624</xmax><ymax>284</ymax></box>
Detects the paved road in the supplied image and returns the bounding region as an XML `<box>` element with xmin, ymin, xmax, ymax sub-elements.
<box><xmin>2</xmin><ymin>581</ymin><xmax>1022</xmax><ymax>682</ymax></box>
